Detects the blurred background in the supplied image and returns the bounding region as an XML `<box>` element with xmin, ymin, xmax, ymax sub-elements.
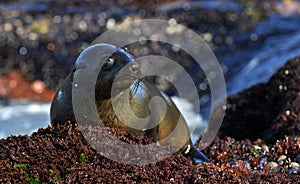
<box><xmin>0</xmin><ymin>0</ymin><xmax>300</xmax><ymax>139</ymax></box>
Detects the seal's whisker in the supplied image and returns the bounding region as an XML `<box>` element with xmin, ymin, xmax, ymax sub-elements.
<box><xmin>132</xmin><ymin>79</ymin><xmax>140</xmax><ymax>95</ymax></box>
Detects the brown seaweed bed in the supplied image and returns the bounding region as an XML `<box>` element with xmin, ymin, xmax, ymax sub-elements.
<box><xmin>0</xmin><ymin>57</ymin><xmax>299</xmax><ymax>183</ymax></box>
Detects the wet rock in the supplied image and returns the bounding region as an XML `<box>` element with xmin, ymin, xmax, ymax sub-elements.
<box><xmin>219</xmin><ymin>57</ymin><xmax>300</xmax><ymax>142</ymax></box>
<box><xmin>266</xmin><ymin>161</ymin><xmax>278</xmax><ymax>172</ymax></box>
<box><xmin>278</xmin><ymin>155</ymin><xmax>287</xmax><ymax>166</ymax></box>
<box><xmin>261</xmin><ymin>144</ymin><xmax>269</xmax><ymax>154</ymax></box>
<box><xmin>290</xmin><ymin>162</ymin><xmax>299</xmax><ymax>172</ymax></box>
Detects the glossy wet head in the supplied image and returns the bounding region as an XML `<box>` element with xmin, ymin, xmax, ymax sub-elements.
<box><xmin>95</xmin><ymin>47</ymin><xmax>140</xmax><ymax>99</ymax></box>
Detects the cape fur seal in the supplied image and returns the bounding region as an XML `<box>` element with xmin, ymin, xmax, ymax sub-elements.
<box><xmin>50</xmin><ymin>43</ymin><xmax>210</xmax><ymax>163</ymax></box>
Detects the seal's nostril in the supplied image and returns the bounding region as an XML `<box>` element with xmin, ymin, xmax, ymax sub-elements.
<box><xmin>131</xmin><ymin>63</ymin><xmax>139</xmax><ymax>73</ymax></box>
<box><xmin>129</xmin><ymin>63</ymin><xmax>140</xmax><ymax>79</ymax></box>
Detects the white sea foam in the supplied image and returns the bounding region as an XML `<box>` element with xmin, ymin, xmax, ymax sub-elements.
<box><xmin>0</xmin><ymin>103</ymin><xmax>51</xmax><ymax>139</ymax></box>
<box><xmin>171</xmin><ymin>96</ymin><xmax>207</xmax><ymax>144</ymax></box>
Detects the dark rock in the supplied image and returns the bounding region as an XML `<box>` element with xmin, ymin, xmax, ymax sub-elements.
<box><xmin>219</xmin><ymin>57</ymin><xmax>300</xmax><ymax>142</ymax></box>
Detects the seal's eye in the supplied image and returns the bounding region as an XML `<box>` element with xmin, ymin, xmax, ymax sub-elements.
<box><xmin>103</xmin><ymin>57</ymin><xmax>114</xmax><ymax>70</ymax></box>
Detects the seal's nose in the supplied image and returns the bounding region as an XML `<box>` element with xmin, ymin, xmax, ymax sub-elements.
<box><xmin>129</xmin><ymin>63</ymin><xmax>140</xmax><ymax>79</ymax></box>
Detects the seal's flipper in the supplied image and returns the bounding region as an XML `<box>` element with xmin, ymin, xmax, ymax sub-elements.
<box><xmin>182</xmin><ymin>145</ymin><xmax>211</xmax><ymax>163</ymax></box>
